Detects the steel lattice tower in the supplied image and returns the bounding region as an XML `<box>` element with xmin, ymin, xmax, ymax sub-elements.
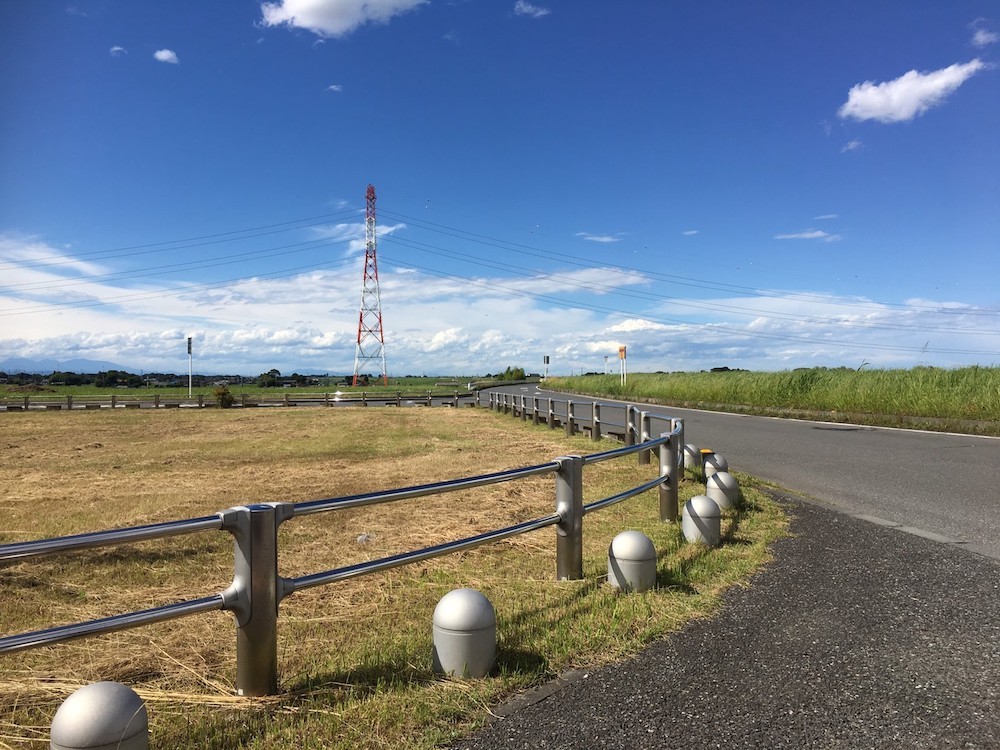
<box><xmin>353</xmin><ymin>184</ymin><xmax>388</xmax><ymax>386</ymax></box>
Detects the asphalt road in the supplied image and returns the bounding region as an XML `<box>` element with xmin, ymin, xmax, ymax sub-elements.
<box><xmin>452</xmin><ymin>495</ymin><xmax>1000</xmax><ymax>750</ymax></box>
<box><xmin>454</xmin><ymin>386</ymin><xmax>1000</xmax><ymax>749</ymax></box>
<box><xmin>523</xmin><ymin>385</ymin><xmax>1000</xmax><ymax>560</ymax></box>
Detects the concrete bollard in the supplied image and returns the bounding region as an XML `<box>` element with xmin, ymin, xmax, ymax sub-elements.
<box><xmin>682</xmin><ymin>495</ymin><xmax>722</xmax><ymax>547</ymax></box>
<box><xmin>432</xmin><ymin>588</ymin><xmax>496</xmax><ymax>678</ymax></box>
<box><xmin>607</xmin><ymin>531</ymin><xmax>657</xmax><ymax>593</ymax></box>
<box><xmin>50</xmin><ymin>681</ymin><xmax>148</xmax><ymax>750</ymax></box>
<box><xmin>683</xmin><ymin>443</ymin><xmax>700</xmax><ymax>470</ymax></box>
<box><xmin>705</xmin><ymin>471</ymin><xmax>740</xmax><ymax>511</ymax></box>
<box><xmin>703</xmin><ymin>452</ymin><xmax>729</xmax><ymax>480</ymax></box>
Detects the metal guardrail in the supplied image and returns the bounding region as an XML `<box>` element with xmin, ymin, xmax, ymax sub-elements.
<box><xmin>0</xmin><ymin>390</ymin><xmax>475</xmax><ymax>411</ymax></box>
<box><xmin>0</xmin><ymin>396</ymin><xmax>682</xmax><ymax>697</ymax></box>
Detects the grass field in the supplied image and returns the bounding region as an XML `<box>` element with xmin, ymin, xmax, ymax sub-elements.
<box><xmin>547</xmin><ymin>366</ymin><xmax>1000</xmax><ymax>433</ymax></box>
<box><xmin>0</xmin><ymin>407</ymin><xmax>785</xmax><ymax>749</ymax></box>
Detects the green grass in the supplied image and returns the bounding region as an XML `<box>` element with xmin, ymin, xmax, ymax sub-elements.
<box><xmin>547</xmin><ymin>366</ymin><xmax>1000</xmax><ymax>433</ymax></box>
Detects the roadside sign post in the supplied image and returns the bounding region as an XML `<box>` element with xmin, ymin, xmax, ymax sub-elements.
<box><xmin>619</xmin><ymin>345</ymin><xmax>627</xmax><ymax>387</ymax></box>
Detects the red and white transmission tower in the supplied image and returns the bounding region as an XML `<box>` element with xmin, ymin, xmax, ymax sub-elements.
<box><xmin>353</xmin><ymin>184</ymin><xmax>388</xmax><ymax>386</ymax></box>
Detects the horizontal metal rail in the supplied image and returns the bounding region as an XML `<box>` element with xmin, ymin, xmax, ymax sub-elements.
<box><xmin>0</xmin><ymin>594</ymin><xmax>226</xmax><ymax>653</ymax></box>
<box><xmin>583</xmin><ymin>434</ymin><xmax>670</xmax><ymax>465</ymax></box>
<box><xmin>292</xmin><ymin>513</ymin><xmax>562</xmax><ymax>592</ymax></box>
<box><xmin>1</xmin><ymin>392</ymin><xmax>685</xmax><ymax>696</ymax></box>
<box><xmin>293</xmin><ymin>462</ymin><xmax>561</xmax><ymax>517</ymax></box>
<box><xmin>583</xmin><ymin>474</ymin><xmax>669</xmax><ymax>515</ymax></box>
<box><xmin>0</xmin><ymin>515</ymin><xmax>224</xmax><ymax>562</ymax></box>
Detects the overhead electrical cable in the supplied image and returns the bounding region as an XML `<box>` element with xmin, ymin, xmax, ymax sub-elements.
<box><xmin>375</xmin><ymin>254</ymin><xmax>1000</xmax><ymax>358</ymax></box>
<box><xmin>380</xmin><ymin>235</ymin><xmax>999</xmax><ymax>337</ymax></box>
<box><xmin>378</xmin><ymin>209</ymin><xmax>1000</xmax><ymax>319</ymax></box>
<box><xmin>0</xmin><ymin>208</ymin><xmax>360</xmax><ymax>271</ymax></box>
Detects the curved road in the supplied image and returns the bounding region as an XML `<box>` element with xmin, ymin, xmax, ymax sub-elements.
<box><xmin>510</xmin><ymin>385</ymin><xmax>1000</xmax><ymax>560</ymax></box>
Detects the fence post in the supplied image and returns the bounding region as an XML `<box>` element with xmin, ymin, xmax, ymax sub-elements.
<box><xmin>673</xmin><ymin>418</ymin><xmax>685</xmax><ymax>474</ymax></box>
<box><xmin>637</xmin><ymin>411</ymin><xmax>651</xmax><ymax>465</ymax></box>
<box><xmin>547</xmin><ymin>399</ymin><xmax>555</xmax><ymax>429</ymax></box>
<box><xmin>659</xmin><ymin>431</ymin><xmax>678</xmax><ymax>522</ymax></box>
<box><xmin>555</xmin><ymin>455</ymin><xmax>584</xmax><ymax>580</ymax></box>
<box><xmin>220</xmin><ymin>502</ymin><xmax>293</xmax><ymax>697</ymax></box>
<box><xmin>565</xmin><ymin>401</ymin><xmax>575</xmax><ymax>437</ymax></box>
<box><xmin>533</xmin><ymin>397</ymin><xmax>541</xmax><ymax>425</ymax></box>
<box><xmin>521</xmin><ymin>395</ymin><xmax>528</xmax><ymax>421</ymax></box>
<box><xmin>592</xmin><ymin>402</ymin><xmax>602</xmax><ymax>441</ymax></box>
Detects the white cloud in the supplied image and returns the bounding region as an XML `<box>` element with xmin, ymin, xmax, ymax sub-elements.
<box><xmin>311</xmin><ymin>221</ymin><xmax>406</xmax><ymax>255</ymax></box>
<box><xmin>326</xmin><ymin>84</ymin><xmax>343</xmax><ymax>92</ymax></box>
<box><xmin>774</xmin><ymin>229</ymin><xmax>842</xmax><ymax>242</ymax></box>
<box><xmin>814</xmin><ymin>214</ymin><xmax>838</xmax><ymax>221</ymax></box>
<box><xmin>109</xmin><ymin>45</ymin><xmax>127</xmax><ymax>57</ymax></box>
<box><xmin>514</xmin><ymin>1</ymin><xmax>550</xmax><ymax>18</ymax></box>
<box><xmin>260</xmin><ymin>0</ymin><xmax>428</xmax><ymax>39</ymax></box>
<box><xmin>970</xmin><ymin>19</ymin><xmax>999</xmax><ymax>48</ymax></box>
<box><xmin>575</xmin><ymin>232</ymin><xmax>622</xmax><ymax>244</ymax></box>
<box><xmin>682</xmin><ymin>230</ymin><xmax>699</xmax><ymax>236</ymax></box>
<box><xmin>2</xmin><ymin>235</ymin><xmax>997</xmax><ymax>376</ymax></box>
<box><xmin>841</xmin><ymin>138</ymin><xmax>863</xmax><ymax>153</ymax></box>
<box><xmin>972</xmin><ymin>28</ymin><xmax>999</xmax><ymax>47</ymax></box>
<box><xmin>153</xmin><ymin>49</ymin><xmax>179</xmax><ymax>64</ymax></box>
<box><xmin>838</xmin><ymin>59</ymin><xmax>985</xmax><ymax>123</ymax></box>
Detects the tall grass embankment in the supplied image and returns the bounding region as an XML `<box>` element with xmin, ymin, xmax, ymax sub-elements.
<box><xmin>0</xmin><ymin>407</ymin><xmax>785</xmax><ymax>749</ymax></box>
<box><xmin>547</xmin><ymin>366</ymin><xmax>1000</xmax><ymax>434</ymax></box>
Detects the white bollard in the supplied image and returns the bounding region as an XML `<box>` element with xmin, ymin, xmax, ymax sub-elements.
<box><xmin>50</xmin><ymin>681</ymin><xmax>148</xmax><ymax>750</ymax></box>
<box><xmin>705</xmin><ymin>471</ymin><xmax>740</xmax><ymax>511</ymax></box>
<box><xmin>682</xmin><ymin>495</ymin><xmax>722</xmax><ymax>547</ymax></box>
<box><xmin>432</xmin><ymin>588</ymin><xmax>496</xmax><ymax>678</ymax></box>
<box><xmin>607</xmin><ymin>530</ymin><xmax>657</xmax><ymax>593</ymax></box>
<box><xmin>703</xmin><ymin>452</ymin><xmax>729</xmax><ymax>480</ymax></box>
<box><xmin>683</xmin><ymin>444</ymin><xmax>700</xmax><ymax>470</ymax></box>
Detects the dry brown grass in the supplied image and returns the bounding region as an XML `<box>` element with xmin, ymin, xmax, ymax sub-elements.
<box><xmin>0</xmin><ymin>406</ymin><xmax>786</xmax><ymax>749</ymax></box>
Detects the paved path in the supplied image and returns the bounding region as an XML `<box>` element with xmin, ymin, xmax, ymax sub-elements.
<box><xmin>452</xmin><ymin>493</ymin><xmax>1000</xmax><ymax>749</ymax></box>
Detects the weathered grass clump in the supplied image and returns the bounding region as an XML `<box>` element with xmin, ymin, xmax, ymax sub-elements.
<box><xmin>0</xmin><ymin>407</ymin><xmax>785</xmax><ymax>749</ymax></box>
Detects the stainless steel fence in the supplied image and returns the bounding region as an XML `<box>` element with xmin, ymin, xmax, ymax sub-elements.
<box><xmin>0</xmin><ymin>390</ymin><xmax>475</xmax><ymax>411</ymax></box>
<box><xmin>0</xmin><ymin>396</ymin><xmax>682</xmax><ymax>697</ymax></box>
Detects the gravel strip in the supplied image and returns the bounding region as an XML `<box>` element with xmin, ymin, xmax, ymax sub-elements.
<box><xmin>452</xmin><ymin>494</ymin><xmax>1000</xmax><ymax>749</ymax></box>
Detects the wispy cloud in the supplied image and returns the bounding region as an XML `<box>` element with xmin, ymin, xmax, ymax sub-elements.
<box><xmin>774</xmin><ymin>229</ymin><xmax>841</xmax><ymax>242</ymax></box>
<box><xmin>2</xmin><ymin>231</ymin><xmax>996</xmax><ymax>374</ymax></box>
<box><xmin>312</xmin><ymin>221</ymin><xmax>406</xmax><ymax>255</ymax></box>
<box><xmin>841</xmin><ymin>138</ymin><xmax>863</xmax><ymax>153</ymax></box>
<box><xmin>109</xmin><ymin>45</ymin><xmax>127</xmax><ymax>57</ymax></box>
<box><xmin>838</xmin><ymin>59</ymin><xmax>985</xmax><ymax>123</ymax></box>
<box><xmin>682</xmin><ymin>230</ymin><xmax>699</xmax><ymax>236</ymax></box>
<box><xmin>514</xmin><ymin>1</ymin><xmax>550</xmax><ymax>18</ymax></box>
<box><xmin>575</xmin><ymin>232</ymin><xmax>622</xmax><ymax>244</ymax></box>
<box><xmin>260</xmin><ymin>0</ymin><xmax>428</xmax><ymax>39</ymax></box>
<box><xmin>970</xmin><ymin>19</ymin><xmax>999</xmax><ymax>48</ymax></box>
<box><xmin>814</xmin><ymin>214</ymin><xmax>838</xmax><ymax>221</ymax></box>
<box><xmin>153</xmin><ymin>49</ymin><xmax>179</xmax><ymax>64</ymax></box>
<box><xmin>326</xmin><ymin>84</ymin><xmax>343</xmax><ymax>92</ymax></box>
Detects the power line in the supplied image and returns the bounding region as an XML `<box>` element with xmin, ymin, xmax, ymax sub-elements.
<box><xmin>378</xmin><ymin>208</ymin><xmax>1000</xmax><ymax>319</ymax></box>
<box><xmin>0</xmin><ymin>208</ymin><xmax>359</xmax><ymax>272</ymax></box>
<box><xmin>375</xmin><ymin>253</ymin><xmax>1000</xmax><ymax>358</ymax></box>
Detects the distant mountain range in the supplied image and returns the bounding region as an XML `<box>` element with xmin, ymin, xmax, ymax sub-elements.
<box><xmin>0</xmin><ymin>357</ymin><xmax>136</xmax><ymax>374</ymax></box>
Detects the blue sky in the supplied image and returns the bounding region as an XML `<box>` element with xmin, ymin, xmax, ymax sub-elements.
<box><xmin>1</xmin><ymin>1</ymin><xmax>998</xmax><ymax>376</ymax></box>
